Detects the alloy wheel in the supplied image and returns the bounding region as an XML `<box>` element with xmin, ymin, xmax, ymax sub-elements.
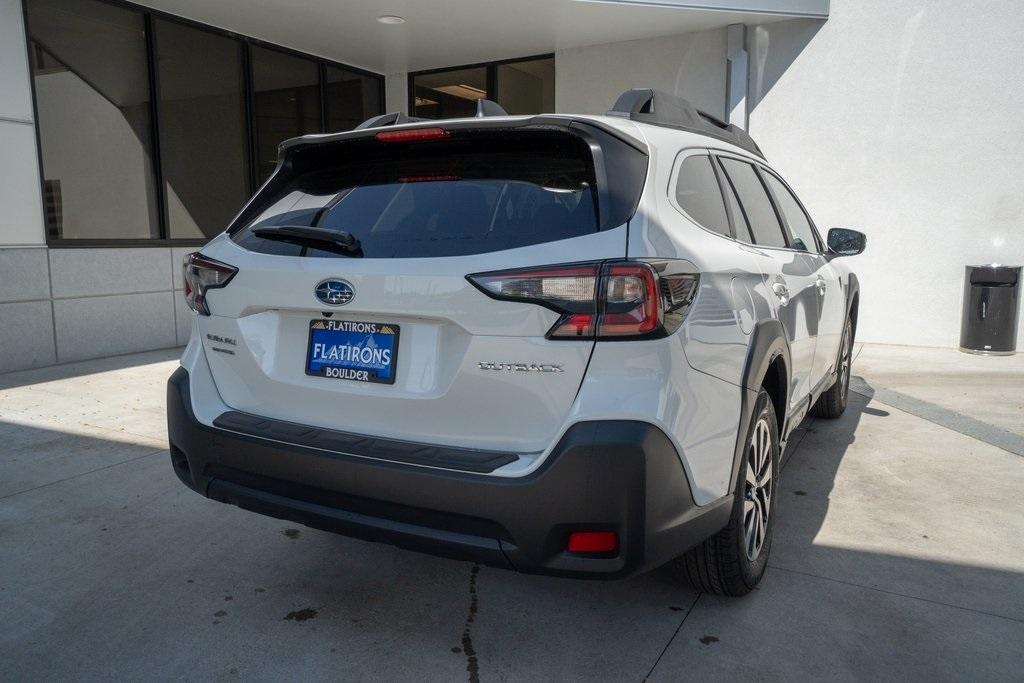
<box><xmin>743</xmin><ymin>416</ymin><xmax>774</xmax><ymax>561</ymax></box>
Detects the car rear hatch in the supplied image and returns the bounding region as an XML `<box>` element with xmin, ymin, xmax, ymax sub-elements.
<box><xmin>191</xmin><ymin>119</ymin><xmax>648</xmax><ymax>466</ymax></box>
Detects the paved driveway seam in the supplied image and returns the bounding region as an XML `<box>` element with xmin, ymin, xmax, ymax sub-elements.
<box><xmin>644</xmin><ymin>591</ymin><xmax>702</xmax><ymax>681</ymax></box>
<box><xmin>765</xmin><ymin>564</ymin><xmax>1024</xmax><ymax>625</ymax></box>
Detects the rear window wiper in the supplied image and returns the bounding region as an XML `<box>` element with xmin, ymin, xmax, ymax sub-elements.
<box><xmin>252</xmin><ymin>226</ymin><xmax>363</xmax><ymax>257</ymax></box>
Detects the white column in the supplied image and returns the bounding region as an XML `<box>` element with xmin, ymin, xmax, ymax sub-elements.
<box><xmin>726</xmin><ymin>23</ymin><xmax>749</xmax><ymax>130</ymax></box>
<box><xmin>0</xmin><ymin>0</ymin><xmax>45</xmax><ymax>246</ymax></box>
<box><xmin>385</xmin><ymin>72</ymin><xmax>409</xmax><ymax>114</ymax></box>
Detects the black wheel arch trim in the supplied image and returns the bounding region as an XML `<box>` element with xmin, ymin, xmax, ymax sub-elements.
<box><xmin>729</xmin><ymin>320</ymin><xmax>791</xmax><ymax>493</ymax></box>
<box><xmin>846</xmin><ymin>272</ymin><xmax>860</xmax><ymax>332</ymax></box>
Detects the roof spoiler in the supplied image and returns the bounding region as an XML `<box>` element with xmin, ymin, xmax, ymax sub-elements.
<box><xmin>355</xmin><ymin>99</ymin><xmax>509</xmax><ymax>130</ymax></box>
<box><xmin>608</xmin><ymin>88</ymin><xmax>763</xmax><ymax>158</ymax></box>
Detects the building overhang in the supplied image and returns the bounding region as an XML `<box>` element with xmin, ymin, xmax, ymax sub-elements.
<box><xmin>133</xmin><ymin>0</ymin><xmax>829</xmax><ymax>74</ymax></box>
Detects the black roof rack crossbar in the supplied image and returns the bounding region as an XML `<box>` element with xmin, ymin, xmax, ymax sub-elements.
<box><xmin>354</xmin><ymin>111</ymin><xmax>429</xmax><ymax>130</ymax></box>
<box><xmin>608</xmin><ymin>88</ymin><xmax>764</xmax><ymax>158</ymax></box>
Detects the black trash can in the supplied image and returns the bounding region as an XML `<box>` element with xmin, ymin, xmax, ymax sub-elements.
<box><xmin>959</xmin><ymin>265</ymin><xmax>1021</xmax><ymax>355</ymax></box>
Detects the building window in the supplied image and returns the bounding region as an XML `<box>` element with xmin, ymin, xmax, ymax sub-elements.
<box><xmin>412</xmin><ymin>67</ymin><xmax>488</xmax><ymax>119</ymax></box>
<box><xmin>495</xmin><ymin>58</ymin><xmax>555</xmax><ymax>115</ymax></box>
<box><xmin>28</xmin><ymin>0</ymin><xmax>160</xmax><ymax>240</ymax></box>
<box><xmin>24</xmin><ymin>0</ymin><xmax>384</xmax><ymax>244</ymax></box>
<box><xmin>251</xmin><ymin>46</ymin><xmax>321</xmax><ymax>183</ymax></box>
<box><xmin>155</xmin><ymin>19</ymin><xmax>249</xmax><ymax>239</ymax></box>
<box><xmin>325</xmin><ymin>65</ymin><xmax>383</xmax><ymax>133</ymax></box>
<box><xmin>410</xmin><ymin>55</ymin><xmax>554</xmax><ymax>119</ymax></box>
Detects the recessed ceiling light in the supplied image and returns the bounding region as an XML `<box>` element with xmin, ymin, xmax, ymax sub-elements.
<box><xmin>377</xmin><ymin>15</ymin><xmax>406</xmax><ymax>25</ymax></box>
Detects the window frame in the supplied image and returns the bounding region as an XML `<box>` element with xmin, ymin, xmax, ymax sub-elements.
<box><xmin>21</xmin><ymin>0</ymin><xmax>385</xmax><ymax>248</ymax></box>
<box><xmin>407</xmin><ymin>53</ymin><xmax>555</xmax><ymax>120</ymax></box>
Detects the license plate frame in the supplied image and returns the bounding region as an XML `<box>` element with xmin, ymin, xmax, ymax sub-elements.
<box><xmin>305</xmin><ymin>319</ymin><xmax>400</xmax><ymax>385</ymax></box>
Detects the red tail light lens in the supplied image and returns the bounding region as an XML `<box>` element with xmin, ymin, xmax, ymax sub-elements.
<box><xmin>182</xmin><ymin>252</ymin><xmax>237</xmax><ymax>316</ymax></box>
<box><xmin>375</xmin><ymin>127</ymin><xmax>449</xmax><ymax>143</ymax></box>
<box><xmin>467</xmin><ymin>261</ymin><xmax>698</xmax><ymax>340</ymax></box>
<box><xmin>567</xmin><ymin>531</ymin><xmax>618</xmax><ymax>554</ymax></box>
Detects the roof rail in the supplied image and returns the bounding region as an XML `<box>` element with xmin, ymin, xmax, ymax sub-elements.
<box><xmin>608</xmin><ymin>88</ymin><xmax>763</xmax><ymax>158</ymax></box>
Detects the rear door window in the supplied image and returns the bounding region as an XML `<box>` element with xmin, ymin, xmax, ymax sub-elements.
<box><xmin>762</xmin><ymin>171</ymin><xmax>819</xmax><ymax>253</ymax></box>
<box><xmin>673</xmin><ymin>155</ymin><xmax>730</xmax><ymax>237</ymax></box>
<box><xmin>718</xmin><ymin>157</ymin><xmax>788</xmax><ymax>248</ymax></box>
<box><xmin>234</xmin><ymin>131</ymin><xmax>602</xmax><ymax>258</ymax></box>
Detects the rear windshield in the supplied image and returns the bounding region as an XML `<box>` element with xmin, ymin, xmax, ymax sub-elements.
<box><xmin>233</xmin><ymin>131</ymin><xmax>601</xmax><ymax>258</ymax></box>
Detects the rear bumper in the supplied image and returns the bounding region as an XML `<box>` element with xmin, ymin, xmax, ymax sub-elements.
<box><xmin>167</xmin><ymin>367</ymin><xmax>731</xmax><ymax>578</ymax></box>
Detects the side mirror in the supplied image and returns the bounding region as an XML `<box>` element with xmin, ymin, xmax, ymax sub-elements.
<box><xmin>827</xmin><ymin>228</ymin><xmax>866</xmax><ymax>256</ymax></box>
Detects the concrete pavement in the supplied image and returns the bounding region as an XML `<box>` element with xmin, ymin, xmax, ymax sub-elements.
<box><xmin>0</xmin><ymin>344</ymin><xmax>1021</xmax><ymax>681</ymax></box>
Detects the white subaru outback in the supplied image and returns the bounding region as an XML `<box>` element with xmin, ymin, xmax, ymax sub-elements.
<box><xmin>168</xmin><ymin>89</ymin><xmax>865</xmax><ymax>596</ymax></box>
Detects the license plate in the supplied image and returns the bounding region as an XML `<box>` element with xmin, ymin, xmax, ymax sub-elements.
<box><xmin>305</xmin><ymin>319</ymin><xmax>400</xmax><ymax>384</ymax></box>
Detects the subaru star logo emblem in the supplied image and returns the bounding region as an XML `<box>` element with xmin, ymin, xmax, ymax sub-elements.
<box><xmin>314</xmin><ymin>279</ymin><xmax>354</xmax><ymax>306</ymax></box>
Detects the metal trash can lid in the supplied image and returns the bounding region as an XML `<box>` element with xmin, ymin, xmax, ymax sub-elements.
<box><xmin>967</xmin><ymin>264</ymin><xmax>1020</xmax><ymax>286</ymax></box>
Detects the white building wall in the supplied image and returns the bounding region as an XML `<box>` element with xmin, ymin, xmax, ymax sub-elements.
<box><xmin>748</xmin><ymin>0</ymin><xmax>1024</xmax><ymax>350</ymax></box>
<box><xmin>555</xmin><ymin>28</ymin><xmax>728</xmax><ymax>119</ymax></box>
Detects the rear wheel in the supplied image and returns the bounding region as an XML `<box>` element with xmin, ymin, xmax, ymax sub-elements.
<box><xmin>811</xmin><ymin>317</ymin><xmax>853</xmax><ymax>419</ymax></box>
<box><xmin>671</xmin><ymin>388</ymin><xmax>778</xmax><ymax>596</ymax></box>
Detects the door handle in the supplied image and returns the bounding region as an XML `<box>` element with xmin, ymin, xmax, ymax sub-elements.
<box><xmin>815</xmin><ymin>278</ymin><xmax>827</xmax><ymax>296</ymax></box>
<box><xmin>772</xmin><ymin>282</ymin><xmax>790</xmax><ymax>306</ymax></box>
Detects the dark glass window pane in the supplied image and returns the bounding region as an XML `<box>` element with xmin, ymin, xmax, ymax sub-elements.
<box><xmin>155</xmin><ymin>20</ymin><xmax>248</xmax><ymax>239</ymax></box>
<box><xmin>234</xmin><ymin>131</ymin><xmax>599</xmax><ymax>259</ymax></box>
<box><xmin>27</xmin><ymin>0</ymin><xmax>159</xmax><ymax>239</ymax></box>
<box><xmin>763</xmin><ymin>172</ymin><xmax>819</xmax><ymax>253</ymax></box>
<box><xmin>252</xmin><ymin>46</ymin><xmax>321</xmax><ymax>182</ymax></box>
<box><xmin>495</xmin><ymin>58</ymin><xmax>554</xmax><ymax>115</ymax></box>
<box><xmin>719</xmin><ymin>158</ymin><xmax>787</xmax><ymax>248</ymax></box>
<box><xmin>325</xmin><ymin>66</ymin><xmax>382</xmax><ymax>132</ymax></box>
<box><xmin>412</xmin><ymin>67</ymin><xmax>487</xmax><ymax>119</ymax></box>
<box><xmin>675</xmin><ymin>155</ymin><xmax>729</xmax><ymax>236</ymax></box>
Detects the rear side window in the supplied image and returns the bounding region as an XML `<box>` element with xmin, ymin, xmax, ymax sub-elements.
<box><xmin>762</xmin><ymin>171</ymin><xmax>819</xmax><ymax>253</ymax></box>
<box><xmin>674</xmin><ymin>155</ymin><xmax>730</xmax><ymax>236</ymax></box>
<box><xmin>718</xmin><ymin>158</ymin><xmax>787</xmax><ymax>248</ymax></box>
<box><xmin>234</xmin><ymin>131</ymin><xmax>605</xmax><ymax>258</ymax></box>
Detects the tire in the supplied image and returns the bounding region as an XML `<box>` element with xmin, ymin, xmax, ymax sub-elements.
<box><xmin>811</xmin><ymin>317</ymin><xmax>854</xmax><ymax>419</ymax></box>
<box><xmin>671</xmin><ymin>388</ymin><xmax>779</xmax><ymax>596</ymax></box>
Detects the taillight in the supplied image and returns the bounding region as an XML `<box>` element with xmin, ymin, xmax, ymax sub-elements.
<box><xmin>182</xmin><ymin>252</ymin><xmax>237</xmax><ymax>316</ymax></box>
<box><xmin>598</xmin><ymin>263</ymin><xmax>661</xmax><ymax>337</ymax></box>
<box><xmin>469</xmin><ymin>264</ymin><xmax>598</xmax><ymax>338</ymax></box>
<box><xmin>467</xmin><ymin>261</ymin><xmax>698</xmax><ymax>340</ymax></box>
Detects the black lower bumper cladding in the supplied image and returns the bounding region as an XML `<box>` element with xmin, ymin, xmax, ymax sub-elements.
<box><xmin>166</xmin><ymin>368</ymin><xmax>731</xmax><ymax>578</ymax></box>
